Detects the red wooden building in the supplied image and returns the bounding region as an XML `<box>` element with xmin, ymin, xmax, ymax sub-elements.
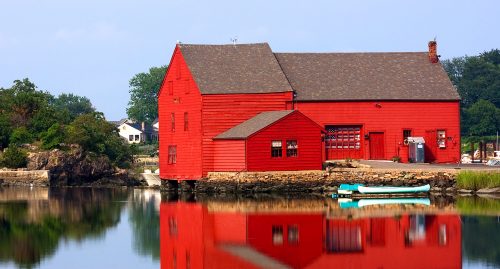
<box><xmin>158</xmin><ymin>41</ymin><xmax>460</xmax><ymax>181</ymax></box>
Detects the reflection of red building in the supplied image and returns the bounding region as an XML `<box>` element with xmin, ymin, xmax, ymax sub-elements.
<box><xmin>161</xmin><ymin>202</ymin><xmax>461</xmax><ymax>269</ymax></box>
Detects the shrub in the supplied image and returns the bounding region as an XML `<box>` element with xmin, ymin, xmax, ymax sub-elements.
<box><xmin>40</xmin><ymin>123</ymin><xmax>66</xmax><ymax>150</ymax></box>
<box><xmin>9</xmin><ymin>127</ymin><xmax>33</xmax><ymax>145</ymax></box>
<box><xmin>0</xmin><ymin>147</ymin><xmax>28</xmax><ymax>168</ymax></box>
<box><xmin>456</xmin><ymin>171</ymin><xmax>500</xmax><ymax>190</ymax></box>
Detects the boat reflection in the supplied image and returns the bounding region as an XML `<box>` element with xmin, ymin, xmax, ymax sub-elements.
<box><xmin>160</xmin><ymin>200</ymin><xmax>461</xmax><ymax>269</ymax></box>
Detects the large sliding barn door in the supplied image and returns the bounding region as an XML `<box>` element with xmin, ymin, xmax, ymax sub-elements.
<box><xmin>326</xmin><ymin>125</ymin><xmax>362</xmax><ymax>160</ymax></box>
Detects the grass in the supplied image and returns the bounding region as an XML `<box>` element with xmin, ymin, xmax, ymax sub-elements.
<box><xmin>456</xmin><ymin>170</ymin><xmax>500</xmax><ymax>190</ymax></box>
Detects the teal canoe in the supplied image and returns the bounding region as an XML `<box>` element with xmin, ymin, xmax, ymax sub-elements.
<box><xmin>338</xmin><ymin>184</ymin><xmax>430</xmax><ymax>194</ymax></box>
<box><xmin>339</xmin><ymin>198</ymin><xmax>431</xmax><ymax>208</ymax></box>
<box><xmin>358</xmin><ymin>184</ymin><xmax>430</xmax><ymax>194</ymax></box>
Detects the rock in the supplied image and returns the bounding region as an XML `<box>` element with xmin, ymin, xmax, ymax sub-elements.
<box><xmin>27</xmin><ymin>146</ymin><xmax>115</xmax><ymax>186</ymax></box>
<box><xmin>445</xmin><ymin>187</ymin><xmax>456</xmax><ymax>193</ymax></box>
<box><xmin>458</xmin><ymin>189</ymin><xmax>473</xmax><ymax>194</ymax></box>
<box><xmin>430</xmin><ymin>187</ymin><xmax>442</xmax><ymax>192</ymax></box>
<box><xmin>476</xmin><ymin>187</ymin><xmax>500</xmax><ymax>194</ymax></box>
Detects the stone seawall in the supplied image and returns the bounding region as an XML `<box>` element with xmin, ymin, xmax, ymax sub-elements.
<box><xmin>0</xmin><ymin>169</ymin><xmax>50</xmax><ymax>187</ymax></box>
<box><xmin>191</xmin><ymin>168</ymin><xmax>458</xmax><ymax>194</ymax></box>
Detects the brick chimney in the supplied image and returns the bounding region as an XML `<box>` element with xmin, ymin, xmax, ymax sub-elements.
<box><xmin>428</xmin><ymin>41</ymin><xmax>438</xmax><ymax>63</ymax></box>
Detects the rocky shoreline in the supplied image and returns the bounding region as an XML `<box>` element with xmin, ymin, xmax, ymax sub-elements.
<box><xmin>159</xmin><ymin>169</ymin><xmax>500</xmax><ymax>195</ymax></box>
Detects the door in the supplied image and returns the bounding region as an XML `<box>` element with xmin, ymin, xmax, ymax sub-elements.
<box><xmin>325</xmin><ymin>125</ymin><xmax>362</xmax><ymax>160</ymax></box>
<box><xmin>369</xmin><ymin>132</ymin><xmax>385</xmax><ymax>159</ymax></box>
<box><xmin>425</xmin><ymin>130</ymin><xmax>437</xmax><ymax>163</ymax></box>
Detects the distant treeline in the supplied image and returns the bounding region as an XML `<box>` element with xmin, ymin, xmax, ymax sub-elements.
<box><xmin>442</xmin><ymin>49</ymin><xmax>500</xmax><ymax>139</ymax></box>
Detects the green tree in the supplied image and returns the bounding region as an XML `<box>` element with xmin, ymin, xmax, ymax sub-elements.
<box><xmin>127</xmin><ymin>66</ymin><xmax>167</xmax><ymax>124</ymax></box>
<box><xmin>8</xmin><ymin>78</ymin><xmax>52</xmax><ymax>128</ymax></box>
<box><xmin>0</xmin><ymin>115</ymin><xmax>12</xmax><ymax>149</ymax></box>
<box><xmin>462</xmin><ymin>99</ymin><xmax>500</xmax><ymax>137</ymax></box>
<box><xmin>65</xmin><ymin>113</ymin><xmax>132</xmax><ymax>167</ymax></box>
<box><xmin>0</xmin><ymin>147</ymin><xmax>28</xmax><ymax>168</ymax></box>
<box><xmin>9</xmin><ymin>127</ymin><xmax>33</xmax><ymax>145</ymax></box>
<box><xmin>442</xmin><ymin>49</ymin><xmax>500</xmax><ymax>108</ymax></box>
<box><xmin>52</xmin><ymin>93</ymin><xmax>95</xmax><ymax>121</ymax></box>
<box><xmin>40</xmin><ymin>123</ymin><xmax>66</xmax><ymax>150</ymax></box>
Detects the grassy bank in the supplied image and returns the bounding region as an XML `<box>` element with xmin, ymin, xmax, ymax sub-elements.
<box><xmin>456</xmin><ymin>171</ymin><xmax>500</xmax><ymax>190</ymax></box>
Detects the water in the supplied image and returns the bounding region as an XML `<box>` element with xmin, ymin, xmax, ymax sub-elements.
<box><xmin>0</xmin><ymin>188</ymin><xmax>499</xmax><ymax>269</ymax></box>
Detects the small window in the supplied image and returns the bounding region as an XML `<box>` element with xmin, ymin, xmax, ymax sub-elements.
<box><xmin>185</xmin><ymin>79</ymin><xmax>190</xmax><ymax>94</ymax></box>
<box><xmin>168</xmin><ymin>81</ymin><xmax>173</xmax><ymax>96</ymax></box>
<box><xmin>184</xmin><ymin>112</ymin><xmax>188</xmax><ymax>131</ymax></box>
<box><xmin>129</xmin><ymin>135</ymin><xmax>133</xmax><ymax>141</ymax></box>
<box><xmin>272</xmin><ymin>225</ymin><xmax>283</xmax><ymax>245</ymax></box>
<box><xmin>288</xmin><ymin>225</ymin><xmax>299</xmax><ymax>244</ymax></box>
<box><xmin>437</xmin><ymin>130</ymin><xmax>446</xmax><ymax>148</ymax></box>
<box><xmin>403</xmin><ymin>129</ymin><xmax>412</xmax><ymax>140</ymax></box>
<box><xmin>286</xmin><ymin>140</ymin><xmax>298</xmax><ymax>157</ymax></box>
<box><xmin>171</xmin><ymin>113</ymin><xmax>175</xmax><ymax>132</ymax></box>
<box><xmin>271</xmin><ymin>140</ymin><xmax>282</xmax><ymax>158</ymax></box>
<box><xmin>168</xmin><ymin>145</ymin><xmax>177</xmax><ymax>164</ymax></box>
<box><xmin>135</xmin><ymin>135</ymin><xmax>140</xmax><ymax>141</ymax></box>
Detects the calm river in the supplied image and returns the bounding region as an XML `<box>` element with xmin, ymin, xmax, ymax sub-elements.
<box><xmin>0</xmin><ymin>187</ymin><xmax>499</xmax><ymax>269</ymax></box>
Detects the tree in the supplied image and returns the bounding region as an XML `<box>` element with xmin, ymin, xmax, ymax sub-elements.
<box><xmin>462</xmin><ymin>99</ymin><xmax>500</xmax><ymax>137</ymax></box>
<box><xmin>0</xmin><ymin>147</ymin><xmax>27</xmax><ymax>168</ymax></box>
<box><xmin>52</xmin><ymin>93</ymin><xmax>95</xmax><ymax>121</ymax></box>
<box><xmin>127</xmin><ymin>66</ymin><xmax>167</xmax><ymax>124</ymax></box>
<box><xmin>65</xmin><ymin>112</ymin><xmax>132</xmax><ymax>168</ymax></box>
<box><xmin>40</xmin><ymin>123</ymin><xmax>66</xmax><ymax>150</ymax></box>
<box><xmin>9</xmin><ymin>127</ymin><xmax>33</xmax><ymax>145</ymax></box>
<box><xmin>442</xmin><ymin>49</ymin><xmax>500</xmax><ymax>108</ymax></box>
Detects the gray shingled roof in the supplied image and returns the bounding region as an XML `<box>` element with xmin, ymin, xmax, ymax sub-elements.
<box><xmin>274</xmin><ymin>52</ymin><xmax>460</xmax><ymax>101</ymax></box>
<box><xmin>179</xmin><ymin>43</ymin><xmax>292</xmax><ymax>94</ymax></box>
<box><xmin>214</xmin><ymin>110</ymin><xmax>295</xmax><ymax>139</ymax></box>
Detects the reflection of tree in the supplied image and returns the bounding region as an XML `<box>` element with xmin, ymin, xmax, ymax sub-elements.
<box><xmin>462</xmin><ymin>216</ymin><xmax>500</xmax><ymax>267</ymax></box>
<box><xmin>128</xmin><ymin>190</ymin><xmax>160</xmax><ymax>261</ymax></box>
<box><xmin>0</xmin><ymin>188</ymin><xmax>128</xmax><ymax>269</ymax></box>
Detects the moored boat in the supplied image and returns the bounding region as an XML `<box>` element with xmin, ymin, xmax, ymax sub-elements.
<box><xmin>334</xmin><ymin>183</ymin><xmax>430</xmax><ymax>197</ymax></box>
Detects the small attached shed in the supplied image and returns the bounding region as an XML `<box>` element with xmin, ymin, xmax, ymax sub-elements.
<box><xmin>213</xmin><ymin>110</ymin><xmax>324</xmax><ymax>172</ymax></box>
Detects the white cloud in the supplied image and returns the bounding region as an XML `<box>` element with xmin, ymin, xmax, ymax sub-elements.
<box><xmin>54</xmin><ymin>22</ymin><xmax>126</xmax><ymax>43</ymax></box>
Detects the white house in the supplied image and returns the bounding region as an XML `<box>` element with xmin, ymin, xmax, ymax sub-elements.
<box><xmin>110</xmin><ymin>119</ymin><xmax>158</xmax><ymax>144</ymax></box>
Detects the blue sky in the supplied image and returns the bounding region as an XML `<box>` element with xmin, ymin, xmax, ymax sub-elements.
<box><xmin>1</xmin><ymin>0</ymin><xmax>499</xmax><ymax>120</ymax></box>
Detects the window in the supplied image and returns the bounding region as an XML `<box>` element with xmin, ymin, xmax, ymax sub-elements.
<box><xmin>185</xmin><ymin>79</ymin><xmax>190</xmax><ymax>94</ymax></box>
<box><xmin>403</xmin><ymin>129</ymin><xmax>412</xmax><ymax>139</ymax></box>
<box><xmin>171</xmin><ymin>113</ymin><xmax>175</xmax><ymax>132</ymax></box>
<box><xmin>325</xmin><ymin>126</ymin><xmax>361</xmax><ymax>149</ymax></box>
<box><xmin>271</xmin><ymin>140</ymin><xmax>282</xmax><ymax>158</ymax></box>
<box><xmin>135</xmin><ymin>134</ymin><xmax>140</xmax><ymax>141</ymax></box>
<box><xmin>168</xmin><ymin>81</ymin><xmax>173</xmax><ymax>96</ymax></box>
<box><xmin>176</xmin><ymin>66</ymin><xmax>181</xmax><ymax>79</ymax></box>
<box><xmin>168</xmin><ymin>145</ymin><xmax>177</xmax><ymax>164</ymax></box>
<box><xmin>184</xmin><ymin>112</ymin><xmax>188</xmax><ymax>131</ymax></box>
<box><xmin>286</xmin><ymin>140</ymin><xmax>298</xmax><ymax>157</ymax></box>
<box><xmin>168</xmin><ymin>217</ymin><xmax>178</xmax><ymax>237</ymax></box>
<box><xmin>437</xmin><ymin>130</ymin><xmax>446</xmax><ymax>148</ymax></box>
<box><xmin>288</xmin><ymin>225</ymin><xmax>299</xmax><ymax>244</ymax></box>
<box><xmin>129</xmin><ymin>135</ymin><xmax>133</xmax><ymax>141</ymax></box>
<box><xmin>272</xmin><ymin>225</ymin><xmax>283</xmax><ymax>245</ymax></box>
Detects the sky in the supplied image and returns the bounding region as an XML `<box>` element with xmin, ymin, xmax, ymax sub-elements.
<box><xmin>1</xmin><ymin>0</ymin><xmax>499</xmax><ymax>120</ymax></box>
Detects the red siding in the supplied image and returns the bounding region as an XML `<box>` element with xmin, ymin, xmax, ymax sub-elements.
<box><xmin>246</xmin><ymin>112</ymin><xmax>323</xmax><ymax>171</ymax></box>
<box><xmin>158</xmin><ymin>46</ymin><xmax>203</xmax><ymax>180</ymax></box>
<box><xmin>201</xmin><ymin>93</ymin><xmax>292</xmax><ymax>176</ymax></box>
<box><xmin>213</xmin><ymin>140</ymin><xmax>246</xmax><ymax>171</ymax></box>
<box><xmin>296</xmin><ymin>101</ymin><xmax>460</xmax><ymax>163</ymax></box>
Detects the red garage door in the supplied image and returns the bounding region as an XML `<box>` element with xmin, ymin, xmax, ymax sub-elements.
<box><xmin>326</xmin><ymin>125</ymin><xmax>362</xmax><ymax>160</ymax></box>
